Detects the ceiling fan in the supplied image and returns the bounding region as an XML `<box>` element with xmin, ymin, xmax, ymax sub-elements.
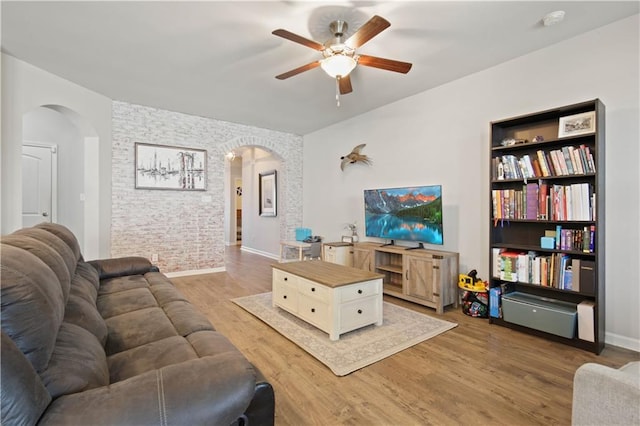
<box><xmin>272</xmin><ymin>15</ymin><xmax>412</xmax><ymax>99</ymax></box>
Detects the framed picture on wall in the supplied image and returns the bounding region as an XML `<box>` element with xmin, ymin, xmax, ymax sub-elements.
<box><xmin>259</xmin><ymin>170</ymin><xmax>277</xmax><ymax>216</ymax></box>
<box><xmin>135</xmin><ymin>143</ymin><xmax>207</xmax><ymax>190</ymax></box>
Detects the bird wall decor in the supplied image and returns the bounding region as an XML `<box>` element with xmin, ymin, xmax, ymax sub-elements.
<box><xmin>340</xmin><ymin>144</ymin><xmax>372</xmax><ymax>171</ymax></box>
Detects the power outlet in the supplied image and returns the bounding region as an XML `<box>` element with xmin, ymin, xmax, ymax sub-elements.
<box><xmin>151</xmin><ymin>254</ymin><xmax>159</xmax><ymax>262</ymax></box>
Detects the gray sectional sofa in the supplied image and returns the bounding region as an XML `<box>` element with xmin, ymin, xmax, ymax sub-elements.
<box><xmin>1</xmin><ymin>222</ymin><xmax>274</xmax><ymax>425</ymax></box>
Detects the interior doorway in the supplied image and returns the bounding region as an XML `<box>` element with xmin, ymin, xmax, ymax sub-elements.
<box><xmin>22</xmin><ymin>143</ymin><xmax>58</xmax><ymax>227</ymax></box>
<box><xmin>234</xmin><ymin>176</ymin><xmax>243</xmax><ymax>242</ymax></box>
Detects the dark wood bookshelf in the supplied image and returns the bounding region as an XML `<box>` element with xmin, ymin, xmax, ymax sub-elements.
<box><xmin>489</xmin><ymin>99</ymin><xmax>605</xmax><ymax>354</ymax></box>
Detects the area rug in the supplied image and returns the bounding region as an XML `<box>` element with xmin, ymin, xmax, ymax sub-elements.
<box><xmin>232</xmin><ymin>292</ymin><xmax>457</xmax><ymax>376</ymax></box>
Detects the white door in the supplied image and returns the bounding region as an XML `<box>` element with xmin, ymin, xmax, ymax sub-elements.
<box><xmin>22</xmin><ymin>144</ymin><xmax>57</xmax><ymax>227</ymax></box>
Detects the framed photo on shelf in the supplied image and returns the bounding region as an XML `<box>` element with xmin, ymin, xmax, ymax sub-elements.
<box><xmin>259</xmin><ymin>170</ymin><xmax>277</xmax><ymax>216</ymax></box>
<box><xmin>135</xmin><ymin>143</ymin><xmax>207</xmax><ymax>190</ymax></box>
<box><xmin>558</xmin><ymin>111</ymin><xmax>596</xmax><ymax>138</ymax></box>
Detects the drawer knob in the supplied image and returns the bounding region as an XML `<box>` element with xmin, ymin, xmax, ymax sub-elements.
<box><xmin>311</xmin><ymin>287</ymin><xmax>315</xmax><ymax>292</ymax></box>
<box><xmin>283</xmin><ymin>295</ymin><xmax>287</xmax><ymax>299</ymax></box>
<box><xmin>357</xmin><ymin>309</ymin><xmax>363</xmax><ymax>314</ymax></box>
<box><xmin>284</xmin><ymin>277</ymin><xmax>288</xmax><ymax>281</ymax></box>
<box><xmin>357</xmin><ymin>289</ymin><xmax>363</xmax><ymax>294</ymax></box>
<box><xmin>311</xmin><ymin>308</ymin><xmax>315</xmax><ymax>313</ymax></box>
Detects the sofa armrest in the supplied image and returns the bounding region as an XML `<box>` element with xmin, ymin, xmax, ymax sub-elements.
<box><xmin>240</xmin><ymin>365</ymin><xmax>275</xmax><ymax>426</ymax></box>
<box><xmin>88</xmin><ymin>257</ymin><xmax>157</xmax><ymax>280</ymax></box>
<box><xmin>39</xmin><ymin>353</ymin><xmax>257</xmax><ymax>425</ymax></box>
<box><xmin>572</xmin><ymin>362</ymin><xmax>640</xmax><ymax>426</ymax></box>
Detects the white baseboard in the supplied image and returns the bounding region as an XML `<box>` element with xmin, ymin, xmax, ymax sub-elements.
<box><xmin>606</xmin><ymin>332</ymin><xmax>640</xmax><ymax>353</ymax></box>
<box><xmin>165</xmin><ymin>267</ymin><xmax>225</xmax><ymax>278</ymax></box>
<box><xmin>240</xmin><ymin>245</ymin><xmax>279</xmax><ymax>260</ymax></box>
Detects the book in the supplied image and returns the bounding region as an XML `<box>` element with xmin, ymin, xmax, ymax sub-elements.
<box><xmin>561</xmin><ymin>146</ymin><xmax>575</xmax><ymax>175</ymax></box>
<box><xmin>577</xmin><ymin>301</ymin><xmax>595</xmax><ymax>342</ymax></box>
<box><xmin>549</xmin><ymin>150</ymin><xmax>564</xmax><ymax>176</ymax></box>
<box><xmin>492</xmin><ymin>248</ymin><xmax>503</xmax><ymax>278</ymax></box>
<box><xmin>525</xmin><ymin>183</ymin><xmax>538</xmax><ymax>220</ymax></box>
<box><xmin>570</xmin><ymin>147</ymin><xmax>584</xmax><ymax>174</ymax></box>
<box><xmin>532</xmin><ymin>158</ymin><xmax>543</xmax><ymax>177</ymax></box>
<box><xmin>489</xmin><ymin>287</ymin><xmax>502</xmax><ymax>318</ymax></box>
<box><xmin>536</xmin><ymin>150</ymin><xmax>551</xmax><ymax>177</ymax></box>
<box><xmin>562</xmin><ymin>268</ymin><xmax>573</xmax><ymax>290</ymax></box>
<box><xmin>538</xmin><ymin>181</ymin><xmax>549</xmax><ymax>220</ymax></box>
<box><xmin>499</xmin><ymin>251</ymin><xmax>520</xmax><ymax>282</ymax></box>
<box><xmin>572</xmin><ymin>258</ymin><xmax>581</xmax><ymax>292</ymax></box>
<box><xmin>578</xmin><ymin>260</ymin><xmax>596</xmax><ymax>295</ymax></box>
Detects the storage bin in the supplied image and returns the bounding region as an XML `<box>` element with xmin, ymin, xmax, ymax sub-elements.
<box><xmin>295</xmin><ymin>228</ymin><xmax>312</xmax><ymax>241</ymax></box>
<box><xmin>502</xmin><ymin>292</ymin><xmax>577</xmax><ymax>338</ymax></box>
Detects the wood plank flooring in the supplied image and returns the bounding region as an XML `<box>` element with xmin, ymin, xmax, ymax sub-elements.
<box><xmin>171</xmin><ymin>246</ymin><xmax>639</xmax><ymax>426</ymax></box>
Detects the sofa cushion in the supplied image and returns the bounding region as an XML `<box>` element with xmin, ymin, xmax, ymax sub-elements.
<box><xmin>76</xmin><ymin>261</ymin><xmax>100</xmax><ymax>295</ymax></box>
<box><xmin>148</xmin><ymin>280</ymin><xmax>188</xmax><ymax>306</ymax></box>
<box><xmin>105</xmin><ymin>307</ymin><xmax>178</xmax><ymax>355</ymax></box>
<box><xmin>98</xmin><ymin>274</ymin><xmax>150</xmax><ymax>295</ymax></box>
<box><xmin>1</xmin><ymin>331</ymin><xmax>52</xmax><ymax>426</ymax></box>
<box><xmin>164</xmin><ymin>300</ymin><xmax>216</xmax><ymax>336</ymax></box>
<box><xmin>35</xmin><ymin>222</ymin><xmax>83</xmax><ymax>262</ymax></box>
<box><xmin>13</xmin><ymin>227</ymin><xmax>77</xmax><ymax>278</ymax></box>
<box><xmin>187</xmin><ymin>330</ymin><xmax>243</xmax><ymax>358</ymax></box>
<box><xmin>0</xmin><ymin>244</ymin><xmax>65</xmax><ymax>373</ymax></box>
<box><xmin>98</xmin><ymin>287</ymin><xmax>158</xmax><ymax>319</ymax></box>
<box><xmin>64</xmin><ymin>293</ymin><xmax>108</xmax><ymax>346</ymax></box>
<box><xmin>39</xmin><ymin>322</ymin><xmax>109</xmax><ymax>399</ymax></box>
<box><xmin>1</xmin><ymin>234</ymin><xmax>71</xmax><ymax>303</ymax></box>
<box><xmin>70</xmin><ymin>270</ymin><xmax>99</xmax><ymax>306</ymax></box>
<box><xmin>107</xmin><ymin>336</ymin><xmax>198</xmax><ymax>383</ymax></box>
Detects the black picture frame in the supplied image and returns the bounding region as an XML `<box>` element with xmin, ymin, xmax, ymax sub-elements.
<box><xmin>259</xmin><ymin>170</ymin><xmax>277</xmax><ymax>216</ymax></box>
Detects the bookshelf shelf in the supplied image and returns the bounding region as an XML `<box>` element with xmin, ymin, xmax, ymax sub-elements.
<box><xmin>489</xmin><ymin>99</ymin><xmax>605</xmax><ymax>354</ymax></box>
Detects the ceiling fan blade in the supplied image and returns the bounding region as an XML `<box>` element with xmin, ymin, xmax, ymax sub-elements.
<box><xmin>338</xmin><ymin>75</ymin><xmax>353</xmax><ymax>94</ymax></box>
<box><xmin>345</xmin><ymin>15</ymin><xmax>390</xmax><ymax>49</ymax></box>
<box><xmin>275</xmin><ymin>61</ymin><xmax>321</xmax><ymax>80</ymax></box>
<box><xmin>358</xmin><ymin>54</ymin><xmax>412</xmax><ymax>74</ymax></box>
<box><xmin>272</xmin><ymin>29</ymin><xmax>325</xmax><ymax>51</ymax></box>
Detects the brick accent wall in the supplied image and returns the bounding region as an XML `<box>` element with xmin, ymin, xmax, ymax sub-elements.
<box><xmin>111</xmin><ymin>101</ymin><xmax>302</xmax><ymax>272</ymax></box>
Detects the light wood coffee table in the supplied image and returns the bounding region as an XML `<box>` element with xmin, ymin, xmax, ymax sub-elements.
<box><xmin>272</xmin><ymin>261</ymin><xmax>384</xmax><ymax>340</ymax></box>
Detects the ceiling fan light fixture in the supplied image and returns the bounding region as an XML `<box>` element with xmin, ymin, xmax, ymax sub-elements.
<box><xmin>320</xmin><ymin>54</ymin><xmax>357</xmax><ymax>78</ymax></box>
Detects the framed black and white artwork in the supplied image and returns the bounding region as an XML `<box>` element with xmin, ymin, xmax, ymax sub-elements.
<box><xmin>135</xmin><ymin>143</ymin><xmax>206</xmax><ymax>190</ymax></box>
<box><xmin>259</xmin><ymin>170</ymin><xmax>277</xmax><ymax>216</ymax></box>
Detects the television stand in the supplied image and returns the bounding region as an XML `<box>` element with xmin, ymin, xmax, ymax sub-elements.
<box><xmin>381</xmin><ymin>240</ymin><xmax>397</xmax><ymax>247</ymax></box>
<box><xmin>352</xmin><ymin>242</ymin><xmax>459</xmax><ymax>314</ymax></box>
<box><xmin>406</xmin><ymin>243</ymin><xmax>425</xmax><ymax>251</ymax></box>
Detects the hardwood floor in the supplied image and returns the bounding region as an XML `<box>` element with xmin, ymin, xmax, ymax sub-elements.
<box><xmin>171</xmin><ymin>246</ymin><xmax>639</xmax><ymax>426</ymax></box>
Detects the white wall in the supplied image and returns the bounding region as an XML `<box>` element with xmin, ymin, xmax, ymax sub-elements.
<box><xmin>23</xmin><ymin>107</ymin><xmax>85</xmax><ymax>244</ymax></box>
<box><xmin>241</xmin><ymin>147</ymin><xmax>282</xmax><ymax>258</ymax></box>
<box><xmin>1</xmin><ymin>53</ymin><xmax>112</xmax><ymax>258</ymax></box>
<box><xmin>303</xmin><ymin>15</ymin><xmax>640</xmax><ymax>350</ymax></box>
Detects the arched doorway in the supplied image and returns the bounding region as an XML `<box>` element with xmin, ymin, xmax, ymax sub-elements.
<box><xmin>220</xmin><ymin>136</ymin><xmax>303</xmax><ymax>258</ymax></box>
<box><xmin>21</xmin><ymin>105</ymin><xmax>101</xmax><ymax>259</ymax></box>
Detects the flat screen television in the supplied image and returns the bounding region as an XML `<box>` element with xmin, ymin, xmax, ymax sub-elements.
<box><xmin>364</xmin><ymin>185</ymin><xmax>443</xmax><ymax>246</ymax></box>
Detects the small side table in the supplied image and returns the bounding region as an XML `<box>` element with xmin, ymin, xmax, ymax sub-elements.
<box><xmin>279</xmin><ymin>240</ymin><xmax>311</xmax><ymax>262</ymax></box>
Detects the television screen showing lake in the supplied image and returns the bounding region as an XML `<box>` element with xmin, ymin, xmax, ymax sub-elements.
<box><xmin>365</xmin><ymin>213</ymin><xmax>443</xmax><ymax>245</ymax></box>
<box><xmin>363</xmin><ymin>185</ymin><xmax>444</xmax><ymax>245</ymax></box>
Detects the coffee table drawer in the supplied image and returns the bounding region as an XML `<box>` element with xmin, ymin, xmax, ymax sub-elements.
<box><xmin>340</xmin><ymin>296</ymin><xmax>380</xmax><ymax>332</ymax></box>
<box><xmin>339</xmin><ymin>280</ymin><xmax>380</xmax><ymax>303</ymax></box>
<box><xmin>273</xmin><ymin>281</ymin><xmax>298</xmax><ymax>312</ymax></box>
<box><xmin>298</xmin><ymin>294</ymin><xmax>330</xmax><ymax>329</ymax></box>
<box><xmin>298</xmin><ymin>277</ymin><xmax>330</xmax><ymax>302</ymax></box>
<box><xmin>273</xmin><ymin>269</ymin><xmax>298</xmax><ymax>287</ymax></box>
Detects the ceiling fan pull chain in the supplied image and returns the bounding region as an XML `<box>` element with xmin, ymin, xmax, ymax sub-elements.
<box><xmin>335</xmin><ymin>77</ymin><xmax>341</xmax><ymax>107</ymax></box>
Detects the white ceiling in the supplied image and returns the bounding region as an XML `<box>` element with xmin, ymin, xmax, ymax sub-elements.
<box><xmin>2</xmin><ymin>1</ymin><xmax>638</xmax><ymax>135</ymax></box>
